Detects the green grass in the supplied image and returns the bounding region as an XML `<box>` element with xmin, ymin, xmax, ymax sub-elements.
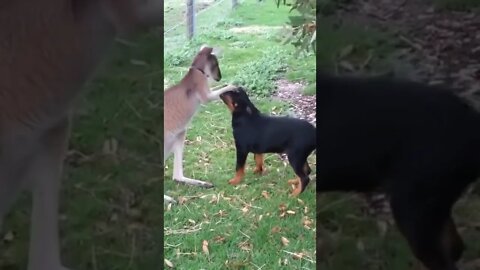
<box><xmin>0</xmin><ymin>32</ymin><xmax>164</xmax><ymax>270</ymax></box>
<box><xmin>163</xmin><ymin>0</ymin><xmax>316</xmax><ymax>269</ymax></box>
<box><xmin>164</xmin><ymin>101</ymin><xmax>317</xmax><ymax>269</ymax></box>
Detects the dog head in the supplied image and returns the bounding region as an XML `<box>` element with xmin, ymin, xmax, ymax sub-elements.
<box><xmin>220</xmin><ymin>86</ymin><xmax>259</xmax><ymax>115</ymax></box>
<box><xmin>191</xmin><ymin>45</ymin><xmax>222</xmax><ymax>82</ymax></box>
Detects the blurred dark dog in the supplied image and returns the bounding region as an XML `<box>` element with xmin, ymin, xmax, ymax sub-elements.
<box><xmin>316</xmin><ymin>71</ymin><xmax>480</xmax><ymax>270</ymax></box>
<box><xmin>220</xmin><ymin>86</ymin><xmax>316</xmax><ymax>196</ymax></box>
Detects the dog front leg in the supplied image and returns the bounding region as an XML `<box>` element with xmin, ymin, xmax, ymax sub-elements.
<box><xmin>229</xmin><ymin>150</ymin><xmax>248</xmax><ymax>185</ymax></box>
<box><xmin>27</xmin><ymin>118</ymin><xmax>71</xmax><ymax>270</ymax></box>
<box><xmin>172</xmin><ymin>131</ymin><xmax>214</xmax><ymax>188</ymax></box>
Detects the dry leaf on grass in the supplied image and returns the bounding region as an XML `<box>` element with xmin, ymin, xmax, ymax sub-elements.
<box><xmin>357</xmin><ymin>240</ymin><xmax>365</xmax><ymax>252</ymax></box>
<box><xmin>292</xmin><ymin>252</ymin><xmax>304</xmax><ymax>260</ymax></box>
<box><xmin>178</xmin><ymin>196</ymin><xmax>188</xmax><ymax>205</ymax></box>
<box><xmin>213</xmin><ymin>235</ymin><xmax>226</xmax><ymax>243</ymax></box>
<box><xmin>281</xmin><ymin>236</ymin><xmax>290</xmax><ymax>246</ymax></box>
<box><xmin>3</xmin><ymin>231</ymin><xmax>14</xmax><ymax>242</ymax></box>
<box><xmin>271</xmin><ymin>226</ymin><xmax>281</xmax><ymax>233</ymax></box>
<box><xmin>302</xmin><ymin>217</ymin><xmax>313</xmax><ymax>229</ymax></box>
<box><xmin>238</xmin><ymin>241</ymin><xmax>252</xmax><ymax>251</ymax></box>
<box><xmin>164</xmin><ymin>258</ymin><xmax>174</xmax><ymax>268</ymax></box>
<box><xmin>261</xmin><ymin>190</ymin><xmax>270</xmax><ymax>199</ymax></box>
<box><xmin>214</xmin><ymin>210</ymin><xmax>228</xmax><ymax>217</ymax></box>
<box><xmin>202</xmin><ymin>240</ymin><xmax>209</xmax><ymax>256</ymax></box>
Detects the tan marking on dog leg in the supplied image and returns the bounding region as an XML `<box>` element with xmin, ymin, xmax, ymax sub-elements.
<box><xmin>229</xmin><ymin>165</ymin><xmax>245</xmax><ymax>185</ymax></box>
<box><xmin>253</xmin><ymin>154</ymin><xmax>265</xmax><ymax>175</ymax></box>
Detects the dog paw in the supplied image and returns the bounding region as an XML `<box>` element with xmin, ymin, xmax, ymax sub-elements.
<box><xmin>253</xmin><ymin>167</ymin><xmax>267</xmax><ymax>175</ymax></box>
<box><xmin>287</xmin><ymin>178</ymin><xmax>300</xmax><ymax>186</ymax></box>
<box><xmin>228</xmin><ymin>178</ymin><xmax>242</xmax><ymax>185</ymax></box>
<box><xmin>290</xmin><ymin>186</ymin><xmax>302</xmax><ymax>197</ymax></box>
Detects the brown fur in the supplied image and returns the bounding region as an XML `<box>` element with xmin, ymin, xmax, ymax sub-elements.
<box><xmin>164</xmin><ymin>46</ymin><xmax>237</xmax><ymax>203</ymax></box>
<box><xmin>0</xmin><ymin>1</ymin><xmax>161</xmax><ymax>270</ymax></box>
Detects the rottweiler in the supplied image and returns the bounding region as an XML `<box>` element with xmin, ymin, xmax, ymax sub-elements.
<box><xmin>316</xmin><ymin>71</ymin><xmax>480</xmax><ymax>270</ymax></box>
<box><xmin>219</xmin><ymin>86</ymin><xmax>316</xmax><ymax>196</ymax></box>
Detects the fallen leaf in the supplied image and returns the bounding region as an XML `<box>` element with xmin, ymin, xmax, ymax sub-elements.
<box><xmin>3</xmin><ymin>231</ymin><xmax>14</xmax><ymax>242</ymax></box>
<box><xmin>261</xmin><ymin>190</ymin><xmax>270</xmax><ymax>199</ymax></box>
<box><xmin>238</xmin><ymin>241</ymin><xmax>252</xmax><ymax>251</ymax></box>
<box><xmin>286</xmin><ymin>210</ymin><xmax>296</xmax><ymax>215</ymax></box>
<box><xmin>213</xmin><ymin>235</ymin><xmax>226</xmax><ymax>243</ymax></box>
<box><xmin>281</xmin><ymin>236</ymin><xmax>290</xmax><ymax>246</ymax></box>
<box><xmin>339</xmin><ymin>44</ymin><xmax>354</xmax><ymax>59</ymax></box>
<box><xmin>214</xmin><ymin>210</ymin><xmax>228</xmax><ymax>217</ymax></box>
<box><xmin>292</xmin><ymin>252</ymin><xmax>304</xmax><ymax>260</ymax></box>
<box><xmin>271</xmin><ymin>226</ymin><xmax>281</xmax><ymax>233</ymax></box>
<box><xmin>303</xmin><ymin>217</ymin><xmax>313</xmax><ymax>229</ymax></box>
<box><xmin>357</xmin><ymin>240</ymin><xmax>365</xmax><ymax>251</ymax></box>
<box><xmin>178</xmin><ymin>197</ymin><xmax>188</xmax><ymax>205</ymax></box>
<box><xmin>202</xmin><ymin>240</ymin><xmax>209</xmax><ymax>256</ymax></box>
<box><xmin>164</xmin><ymin>258</ymin><xmax>174</xmax><ymax>268</ymax></box>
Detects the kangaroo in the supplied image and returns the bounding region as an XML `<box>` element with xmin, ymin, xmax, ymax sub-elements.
<box><xmin>164</xmin><ymin>46</ymin><xmax>237</xmax><ymax>204</ymax></box>
<box><xmin>0</xmin><ymin>1</ymin><xmax>161</xmax><ymax>270</ymax></box>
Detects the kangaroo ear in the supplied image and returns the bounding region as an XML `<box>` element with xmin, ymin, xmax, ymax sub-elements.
<box><xmin>199</xmin><ymin>45</ymin><xmax>213</xmax><ymax>54</ymax></box>
<box><xmin>211</xmin><ymin>47</ymin><xmax>223</xmax><ymax>57</ymax></box>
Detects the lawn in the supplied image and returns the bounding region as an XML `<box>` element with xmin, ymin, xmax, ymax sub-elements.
<box><xmin>163</xmin><ymin>0</ymin><xmax>316</xmax><ymax>269</ymax></box>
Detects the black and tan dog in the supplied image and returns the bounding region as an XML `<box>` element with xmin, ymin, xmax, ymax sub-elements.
<box><xmin>219</xmin><ymin>87</ymin><xmax>316</xmax><ymax>196</ymax></box>
<box><xmin>316</xmin><ymin>71</ymin><xmax>480</xmax><ymax>270</ymax></box>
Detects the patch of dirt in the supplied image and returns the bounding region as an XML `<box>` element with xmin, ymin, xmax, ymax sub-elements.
<box><xmin>336</xmin><ymin>0</ymin><xmax>480</xmax><ymax>94</ymax></box>
<box><xmin>230</xmin><ymin>25</ymin><xmax>284</xmax><ymax>34</ymax></box>
<box><xmin>271</xmin><ymin>79</ymin><xmax>316</xmax><ymax>164</ymax></box>
<box><xmin>273</xmin><ymin>79</ymin><xmax>316</xmax><ymax>125</ymax></box>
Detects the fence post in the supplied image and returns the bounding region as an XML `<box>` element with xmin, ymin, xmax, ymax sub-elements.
<box><xmin>187</xmin><ymin>0</ymin><xmax>195</xmax><ymax>40</ymax></box>
<box><xmin>232</xmin><ymin>0</ymin><xmax>238</xmax><ymax>9</ymax></box>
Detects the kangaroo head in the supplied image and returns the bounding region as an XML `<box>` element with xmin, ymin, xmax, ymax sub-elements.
<box><xmin>191</xmin><ymin>45</ymin><xmax>222</xmax><ymax>82</ymax></box>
